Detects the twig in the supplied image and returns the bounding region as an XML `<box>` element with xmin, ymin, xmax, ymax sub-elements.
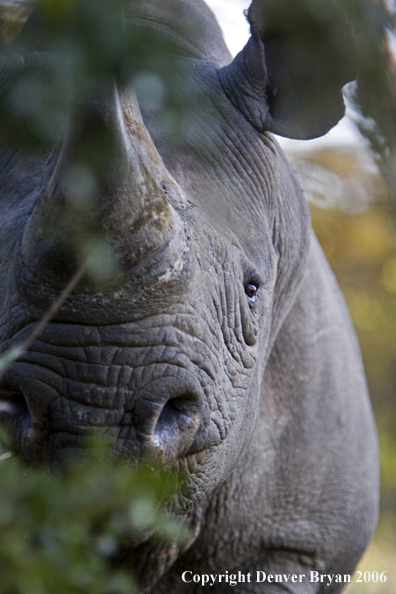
<box><xmin>0</xmin><ymin>260</ymin><xmax>88</xmax><ymax>379</ymax></box>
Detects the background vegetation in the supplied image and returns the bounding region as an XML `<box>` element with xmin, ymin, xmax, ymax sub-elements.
<box><xmin>0</xmin><ymin>438</ymin><xmax>185</xmax><ymax>594</ymax></box>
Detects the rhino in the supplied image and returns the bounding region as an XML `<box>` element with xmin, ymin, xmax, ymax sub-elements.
<box><xmin>0</xmin><ymin>0</ymin><xmax>379</xmax><ymax>592</ymax></box>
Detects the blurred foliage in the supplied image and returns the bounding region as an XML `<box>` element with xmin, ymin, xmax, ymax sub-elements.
<box><xmin>289</xmin><ymin>147</ymin><xmax>388</xmax><ymax>212</ymax></box>
<box><xmin>283</xmin><ymin>0</ymin><xmax>396</xmax><ymax>213</ymax></box>
<box><xmin>0</xmin><ymin>0</ymin><xmax>197</xmax><ymax>144</ymax></box>
<box><xmin>342</xmin><ymin>0</ymin><xmax>396</xmax><ymax>209</ymax></box>
<box><xmin>0</xmin><ymin>436</ymin><xmax>185</xmax><ymax>594</ymax></box>
<box><xmin>0</xmin><ymin>0</ymin><xmax>200</xmax><ymax>288</ymax></box>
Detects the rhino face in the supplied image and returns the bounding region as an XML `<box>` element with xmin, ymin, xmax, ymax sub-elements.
<box><xmin>0</xmin><ymin>0</ymin><xmax>354</xmax><ymax>511</ymax></box>
<box><xmin>0</xmin><ymin>85</ymin><xmax>280</xmax><ymax>510</ymax></box>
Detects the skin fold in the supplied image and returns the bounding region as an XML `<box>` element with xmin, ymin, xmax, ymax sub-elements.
<box><xmin>0</xmin><ymin>1</ymin><xmax>379</xmax><ymax>592</ymax></box>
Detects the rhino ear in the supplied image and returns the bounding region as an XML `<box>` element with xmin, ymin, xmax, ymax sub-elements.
<box><xmin>219</xmin><ymin>0</ymin><xmax>357</xmax><ymax>140</ymax></box>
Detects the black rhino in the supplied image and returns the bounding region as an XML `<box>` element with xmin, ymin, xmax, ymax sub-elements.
<box><xmin>0</xmin><ymin>0</ymin><xmax>379</xmax><ymax>592</ymax></box>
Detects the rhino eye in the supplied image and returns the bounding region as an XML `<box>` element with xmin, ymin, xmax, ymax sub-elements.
<box><xmin>245</xmin><ymin>283</ymin><xmax>258</xmax><ymax>302</ymax></box>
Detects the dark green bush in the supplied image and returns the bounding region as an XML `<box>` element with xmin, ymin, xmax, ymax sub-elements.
<box><xmin>0</xmin><ymin>436</ymin><xmax>184</xmax><ymax>594</ymax></box>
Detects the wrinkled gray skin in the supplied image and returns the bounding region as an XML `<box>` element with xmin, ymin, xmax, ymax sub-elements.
<box><xmin>0</xmin><ymin>0</ymin><xmax>379</xmax><ymax>592</ymax></box>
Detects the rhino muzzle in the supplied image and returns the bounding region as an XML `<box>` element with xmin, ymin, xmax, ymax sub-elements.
<box><xmin>0</xmin><ymin>357</ymin><xmax>208</xmax><ymax>469</ymax></box>
<box><xmin>1</xmin><ymin>70</ymin><xmax>199</xmax><ymax>469</ymax></box>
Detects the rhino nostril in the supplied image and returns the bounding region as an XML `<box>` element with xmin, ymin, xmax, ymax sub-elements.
<box><xmin>156</xmin><ymin>395</ymin><xmax>199</xmax><ymax>433</ymax></box>
<box><xmin>0</xmin><ymin>389</ymin><xmax>29</xmax><ymax>417</ymax></box>
<box><xmin>151</xmin><ymin>393</ymin><xmax>201</xmax><ymax>462</ymax></box>
<box><xmin>0</xmin><ymin>388</ymin><xmax>32</xmax><ymax>439</ymax></box>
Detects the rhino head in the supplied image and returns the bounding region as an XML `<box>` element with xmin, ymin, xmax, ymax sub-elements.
<box><xmin>0</xmin><ymin>0</ymin><xmax>356</xmax><ymax>513</ymax></box>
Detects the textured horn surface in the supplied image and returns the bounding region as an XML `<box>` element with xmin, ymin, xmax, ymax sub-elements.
<box><xmin>21</xmin><ymin>81</ymin><xmax>187</xmax><ymax>285</ymax></box>
<box><xmin>0</xmin><ymin>0</ymin><xmax>34</xmax><ymax>43</ymax></box>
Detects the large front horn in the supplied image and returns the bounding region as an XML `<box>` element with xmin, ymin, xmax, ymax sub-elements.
<box><xmin>21</xmin><ymin>78</ymin><xmax>186</xmax><ymax>285</ymax></box>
